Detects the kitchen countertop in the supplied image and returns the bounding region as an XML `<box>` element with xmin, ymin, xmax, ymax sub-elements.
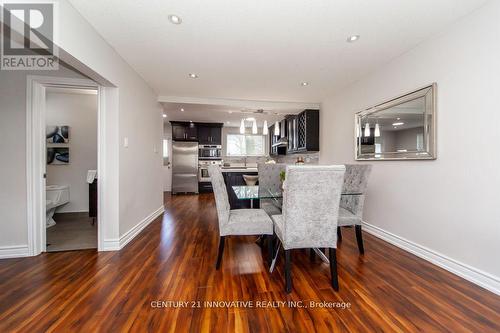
<box><xmin>221</xmin><ymin>167</ymin><xmax>258</xmax><ymax>173</ymax></box>
<box><xmin>220</xmin><ymin>162</ymin><xmax>258</xmax><ymax>173</ymax></box>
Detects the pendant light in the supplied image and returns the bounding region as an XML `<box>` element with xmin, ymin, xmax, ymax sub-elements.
<box><xmin>263</xmin><ymin>120</ymin><xmax>268</xmax><ymax>135</ymax></box>
<box><xmin>240</xmin><ymin>119</ymin><xmax>245</xmax><ymax>134</ymax></box>
<box><xmin>374</xmin><ymin>123</ymin><xmax>380</xmax><ymax>137</ymax></box>
<box><xmin>252</xmin><ymin>119</ymin><xmax>258</xmax><ymax>134</ymax></box>
<box><xmin>274</xmin><ymin>121</ymin><xmax>280</xmax><ymax>136</ymax></box>
<box><xmin>364</xmin><ymin>123</ymin><xmax>370</xmax><ymax>137</ymax></box>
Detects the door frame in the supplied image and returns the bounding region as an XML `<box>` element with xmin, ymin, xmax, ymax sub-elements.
<box><xmin>26</xmin><ymin>75</ymin><xmax>105</xmax><ymax>254</ymax></box>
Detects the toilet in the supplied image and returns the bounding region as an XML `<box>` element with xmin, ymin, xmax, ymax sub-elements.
<box><xmin>46</xmin><ymin>185</ymin><xmax>70</xmax><ymax>228</ymax></box>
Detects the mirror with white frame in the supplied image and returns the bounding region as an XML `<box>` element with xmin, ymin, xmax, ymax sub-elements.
<box><xmin>355</xmin><ymin>84</ymin><xmax>437</xmax><ymax>160</ymax></box>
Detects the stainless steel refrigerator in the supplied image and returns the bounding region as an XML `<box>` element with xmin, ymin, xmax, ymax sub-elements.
<box><xmin>172</xmin><ymin>141</ymin><xmax>199</xmax><ymax>194</ymax></box>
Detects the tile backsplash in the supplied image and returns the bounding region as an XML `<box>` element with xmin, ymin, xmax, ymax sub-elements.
<box><xmin>275</xmin><ymin>153</ymin><xmax>319</xmax><ymax>165</ymax></box>
<box><xmin>222</xmin><ymin>156</ymin><xmax>268</xmax><ymax>165</ymax></box>
<box><xmin>222</xmin><ymin>153</ymin><xmax>319</xmax><ymax>166</ymax></box>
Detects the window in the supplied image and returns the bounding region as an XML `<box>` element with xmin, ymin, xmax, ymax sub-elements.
<box><xmin>163</xmin><ymin>139</ymin><xmax>169</xmax><ymax>165</ymax></box>
<box><xmin>226</xmin><ymin>134</ymin><xmax>265</xmax><ymax>156</ymax></box>
<box><xmin>416</xmin><ymin>133</ymin><xmax>424</xmax><ymax>151</ymax></box>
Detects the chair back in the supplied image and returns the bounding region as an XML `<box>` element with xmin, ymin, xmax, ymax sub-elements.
<box><xmin>340</xmin><ymin>164</ymin><xmax>372</xmax><ymax>216</ymax></box>
<box><xmin>257</xmin><ymin>163</ymin><xmax>287</xmax><ymax>195</ymax></box>
<box><xmin>208</xmin><ymin>165</ymin><xmax>230</xmax><ymax>231</ymax></box>
<box><xmin>282</xmin><ymin>165</ymin><xmax>345</xmax><ymax>249</ymax></box>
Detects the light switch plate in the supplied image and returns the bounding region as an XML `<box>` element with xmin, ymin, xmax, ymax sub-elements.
<box><xmin>124</xmin><ymin>137</ymin><xmax>129</xmax><ymax>148</ymax></box>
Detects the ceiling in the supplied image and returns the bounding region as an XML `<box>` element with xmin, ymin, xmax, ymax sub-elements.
<box><xmin>69</xmin><ymin>0</ymin><xmax>487</xmax><ymax>104</ymax></box>
<box><xmin>364</xmin><ymin>96</ymin><xmax>425</xmax><ymax>131</ymax></box>
<box><xmin>161</xmin><ymin>102</ymin><xmax>300</xmax><ymax>127</ymax></box>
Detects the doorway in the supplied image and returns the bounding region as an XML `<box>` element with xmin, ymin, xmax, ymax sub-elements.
<box><xmin>44</xmin><ymin>87</ymin><xmax>98</xmax><ymax>251</ymax></box>
<box><xmin>27</xmin><ymin>76</ymin><xmax>105</xmax><ymax>254</ymax></box>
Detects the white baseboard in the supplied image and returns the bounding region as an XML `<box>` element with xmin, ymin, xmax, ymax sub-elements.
<box><xmin>119</xmin><ymin>205</ymin><xmax>165</xmax><ymax>249</ymax></box>
<box><xmin>101</xmin><ymin>238</ymin><xmax>120</xmax><ymax>251</ymax></box>
<box><xmin>56</xmin><ymin>210</ymin><xmax>90</xmax><ymax>214</ymax></box>
<box><xmin>101</xmin><ymin>206</ymin><xmax>164</xmax><ymax>251</ymax></box>
<box><xmin>0</xmin><ymin>245</ymin><xmax>30</xmax><ymax>259</ymax></box>
<box><xmin>362</xmin><ymin>221</ymin><xmax>500</xmax><ymax>296</ymax></box>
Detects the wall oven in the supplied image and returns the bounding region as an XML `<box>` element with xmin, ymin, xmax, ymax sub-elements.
<box><xmin>198</xmin><ymin>160</ymin><xmax>221</xmax><ymax>183</ymax></box>
<box><xmin>198</xmin><ymin>144</ymin><xmax>222</xmax><ymax>160</ymax></box>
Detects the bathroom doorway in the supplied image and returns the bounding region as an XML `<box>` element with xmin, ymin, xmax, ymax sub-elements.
<box><xmin>44</xmin><ymin>87</ymin><xmax>98</xmax><ymax>252</ymax></box>
<box><xmin>26</xmin><ymin>75</ymin><xmax>107</xmax><ymax>255</ymax></box>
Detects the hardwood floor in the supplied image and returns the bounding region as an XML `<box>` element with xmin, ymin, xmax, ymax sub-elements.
<box><xmin>1</xmin><ymin>193</ymin><xmax>499</xmax><ymax>332</ymax></box>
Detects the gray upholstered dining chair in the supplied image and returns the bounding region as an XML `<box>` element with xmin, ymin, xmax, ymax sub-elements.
<box><xmin>208</xmin><ymin>165</ymin><xmax>274</xmax><ymax>269</ymax></box>
<box><xmin>337</xmin><ymin>164</ymin><xmax>372</xmax><ymax>254</ymax></box>
<box><xmin>271</xmin><ymin>165</ymin><xmax>345</xmax><ymax>293</ymax></box>
<box><xmin>257</xmin><ymin>163</ymin><xmax>286</xmax><ymax>216</ymax></box>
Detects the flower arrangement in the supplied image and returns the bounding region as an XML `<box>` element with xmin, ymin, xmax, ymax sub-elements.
<box><xmin>279</xmin><ymin>170</ymin><xmax>286</xmax><ymax>191</ymax></box>
<box><xmin>279</xmin><ymin>170</ymin><xmax>286</xmax><ymax>182</ymax></box>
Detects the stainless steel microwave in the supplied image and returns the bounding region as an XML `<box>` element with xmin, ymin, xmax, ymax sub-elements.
<box><xmin>198</xmin><ymin>145</ymin><xmax>222</xmax><ymax>160</ymax></box>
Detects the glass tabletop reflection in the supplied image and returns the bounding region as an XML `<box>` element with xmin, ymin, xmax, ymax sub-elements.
<box><xmin>231</xmin><ymin>185</ymin><xmax>362</xmax><ymax>200</ymax></box>
<box><xmin>231</xmin><ymin>186</ymin><xmax>280</xmax><ymax>200</ymax></box>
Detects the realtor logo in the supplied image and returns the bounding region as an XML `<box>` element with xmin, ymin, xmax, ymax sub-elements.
<box><xmin>1</xmin><ymin>1</ymin><xmax>58</xmax><ymax>70</ymax></box>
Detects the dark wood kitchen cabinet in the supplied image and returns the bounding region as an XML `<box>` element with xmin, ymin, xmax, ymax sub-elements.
<box><xmin>197</xmin><ymin>123</ymin><xmax>223</xmax><ymax>145</ymax></box>
<box><xmin>210</xmin><ymin>126</ymin><xmax>222</xmax><ymax>145</ymax></box>
<box><xmin>171</xmin><ymin>121</ymin><xmax>198</xmax><ymax>141</ymax></box>
<box><xmin>287</xmin><ymin>109</ymin><xmax>319</xmax><ymax>153</ymax></box>
<box><xmin>269</xmin><ymin>121</ymin><xmax>287</xmax><ymax>156</ymax></box>
<box><xmin>269</xmin><ymin>123</ymin><xmax>276</xmax><ymax>155</ymax></box>
<box><xmin>287</xmin><ymin>115</ymin><xmax>298</xmax><ymax>153</ymax></box>
<box><xmin>197</xmin><ymin>126</ymin><xmax>210</xmax><ymax>144</ymax></box>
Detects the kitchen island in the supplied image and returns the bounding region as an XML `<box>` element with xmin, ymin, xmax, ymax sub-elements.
<box><xmin>221</xmin><ymin>167</ymin><xmax>258</xmax><ymax>209</ymax></box>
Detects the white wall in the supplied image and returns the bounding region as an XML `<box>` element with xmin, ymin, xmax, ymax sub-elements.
<box><xmin>46</xmin><ymin>91</ymin><xmax>98</xmax><ymax>213</ymax></box>
<box><xmin>47</xmin><ymin>0</ymin><xmax>164</xmax><ymax>241</ymax></box>
<box><xmin>320</xmin><ymin>0</ymin><xmax>500</xmax><ymax>292</ymax></box>
<box><xmin>0</xmin><ymin>63</ymin><xmax>87</xmax><ymax>250</ymax></box>
<box><xmin>0</xmin><ymin>0</ymin><xmax>164</xmax><ymax>254</ymax></box>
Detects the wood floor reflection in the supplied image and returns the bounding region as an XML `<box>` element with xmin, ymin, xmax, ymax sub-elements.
<box><xmin>0</xmin><ymin>192</ymin><xmax>499</xmax><ymax>332</ymax></box>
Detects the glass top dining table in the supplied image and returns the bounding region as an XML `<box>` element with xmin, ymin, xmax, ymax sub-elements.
<box><xmin>232</xmin><ymin>185</ymin><xmax>362</xmax><ymax>200</ymax></box>
<box><xmin>231</xmin><ymin>185</ymin><xmax>361</xmax><ymax>267</ymax></box>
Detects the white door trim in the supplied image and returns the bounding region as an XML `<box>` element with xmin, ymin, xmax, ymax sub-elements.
<box><xmin>26</xmin><ymin>75</ymin><xmax>103</xmax><ymax>255</ymax></box>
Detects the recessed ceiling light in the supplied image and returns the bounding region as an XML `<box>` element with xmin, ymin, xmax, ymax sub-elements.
<box><xmin>188</xmin><ymin>73</ymin><xmax>198</xmax><ymax>78</ymax></box>
<box><xmin>300</xmin><ymin>82</ymin><xmax>309</xmax><ymax>86</ymax></box>
<box><xmin>180</xmin><ymin>108</ymin><xmax>184</xmax><ymax>112</ymax></box>
<box><xmin>162</xmin><ymin>114</ymin><xmax>167</xmax><ymax>118</ymax></box>
<box><xmin>189</xmin><ymin>120</ymin><xmax>193</xmax><ymax>123</ymax></box>
<box><xmin>392</xmin><ymin>122</ymin><xmax>404</xmax><ymax>126</ymax></box>
<box><xmin>168</xmin><ymin>14</ymin><xmax>182</xmax><ymax>25</ymax></box>
<box><xmin>347</xmin><ymin>35</ymin><xmax>360</xmax><ymax>43</ymax></box>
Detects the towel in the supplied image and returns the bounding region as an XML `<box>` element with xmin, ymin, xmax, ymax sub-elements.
<box><xmin>86</xmin><ymin>170</ymin><xmax>97</xmax><ymax>184</ymax></box>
